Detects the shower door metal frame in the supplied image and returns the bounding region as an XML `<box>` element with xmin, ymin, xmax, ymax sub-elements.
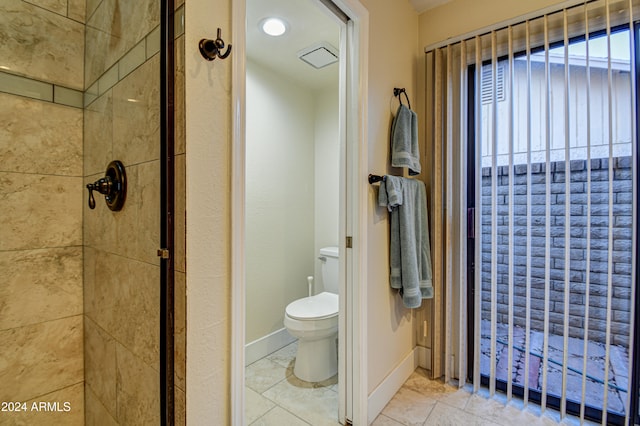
<box><xmin>160</xmin><ymin>0</ymin><xmax>176</xmax><ymax>424</ymax></box>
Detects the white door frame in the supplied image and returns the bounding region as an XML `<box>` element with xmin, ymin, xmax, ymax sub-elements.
<box><xmin>230</xmin><ymin>0</ymin><xmax>369</xmax><ymax>424</ymax></box>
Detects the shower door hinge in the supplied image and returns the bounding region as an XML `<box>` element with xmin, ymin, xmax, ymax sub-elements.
<box><xmin>157</xmin><ymin>248</ymin><xmax>170</xmax><ymax>259</ymax></box>
<box><xmin>346</xmin><ymin>236</ymin><xmax>352</xmax><ymax>248</ymax></box>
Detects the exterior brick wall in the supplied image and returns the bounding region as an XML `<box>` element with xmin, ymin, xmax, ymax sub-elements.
<box><xmin>480</xmin><ymin>156</ymin><xmax>633</xmax><ymax>347</ymax></box>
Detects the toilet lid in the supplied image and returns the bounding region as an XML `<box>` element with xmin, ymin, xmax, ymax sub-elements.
<box><xmin>286</xmin><ymin>292</ymin><xmax>338</xmax><ymax>320</ymax></box>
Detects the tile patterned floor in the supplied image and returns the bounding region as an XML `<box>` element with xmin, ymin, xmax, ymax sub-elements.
<box><xmin>245</xmin><ymin>342</ymin><xmax>600</xmax><ymax>425</ymax></box>
<box><xmin>245</xmin><ymin>341</ymin><xmax>340</xmax><ymax>425</ymax></box>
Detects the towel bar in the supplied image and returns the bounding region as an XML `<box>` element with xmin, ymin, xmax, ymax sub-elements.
<box><xmin>368</xmin><ymin>174</ymin><xmax>385</xmax><ymax>184</ymax></box>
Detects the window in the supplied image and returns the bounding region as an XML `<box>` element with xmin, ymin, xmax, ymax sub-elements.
<box><xmin>471</xmin><ymin>22</ymin><xmax>636</xmax><ymax>426</ymax></box>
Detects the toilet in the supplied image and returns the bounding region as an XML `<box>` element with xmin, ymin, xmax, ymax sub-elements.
<box><xmin>284</xmin><ymin>246</ymin><xmax>339</xmax><ymax>383</ymax></box>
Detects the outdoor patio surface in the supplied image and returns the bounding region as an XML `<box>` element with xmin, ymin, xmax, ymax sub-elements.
<box><xmin>480</xmin><ymin>319</ymin><xmax>630</xmax><ymax>415</ymax></box>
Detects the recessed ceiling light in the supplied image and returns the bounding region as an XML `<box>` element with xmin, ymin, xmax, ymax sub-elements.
<box><xmin>260</xmin><ymin>18</ymin><xmax>287</xmax><ymax>36</ymax></box>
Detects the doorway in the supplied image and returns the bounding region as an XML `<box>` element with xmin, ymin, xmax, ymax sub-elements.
<box><xmin>231</xmin><ymin>0</ymin><xmax>369</xmax><ymax>424</ymax></box>
<box><xmin>243</xmin><ymin>0</ymin><xmax>343</xmax><ymax>424</ymax></box>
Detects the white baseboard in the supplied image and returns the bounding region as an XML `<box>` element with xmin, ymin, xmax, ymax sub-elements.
<box><xmin>367</xmin><ymin>347</ymin><xmax>420</xmax><ymax>423</ymax></box>
<box><xmin>245</xmin><ymin>327</ymin><xmax>296</xmax><ymax>366</ymax></box>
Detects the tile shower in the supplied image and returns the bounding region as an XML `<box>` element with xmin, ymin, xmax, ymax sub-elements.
<box><xmin>0</xmin><ymin>0</ymin><xmax>186</xmax><ymax>424</ymax></box>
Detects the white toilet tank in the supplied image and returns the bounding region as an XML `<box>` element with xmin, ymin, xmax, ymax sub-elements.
<box><xmin>320</xmin><ymin>246</ymin><xmax>339</xmax><ymax>294</ymax></box>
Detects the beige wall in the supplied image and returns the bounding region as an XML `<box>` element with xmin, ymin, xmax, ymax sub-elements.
<box><xmin>0</xmin><ymin>1</ymin><xmax>85</xmax><ymax>424</ymax></box>
<box><xmin>361</xmin><ymin>0</ymin><xmax>421</xmax><ymax>395</ymax></box>
<box><xmin>184</xmin><ymin>0</ymin><xmax>232</xmax><ymax>423</ymax></box>
<box><xmin>418</xmin><ymin>0</ymin><xmax>572</xmax><ymax>49</ymax></box>
<box><xmin>245</xmin><ymin>60</ymin><xmax>316</xmax><ymax>343</ymax></box>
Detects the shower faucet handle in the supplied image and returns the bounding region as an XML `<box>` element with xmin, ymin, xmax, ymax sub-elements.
<box><xmin>86</xmin><ymin>177</ymin><xmax>112</xmax><ymax>209</ymax></box>
<box><xmin>86</xmin><ymin>161</ymin><xmax>127</xmax><ymax>212</ymax></box>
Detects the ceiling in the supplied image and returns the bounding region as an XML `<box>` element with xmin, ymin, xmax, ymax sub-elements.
<box><xmin>246</xmin><ymin>0</ymin><xmax>341</xmax><ymax>91</ymax></box>
<box><xmin>245</xmin><ymin>0</ymin><xmax>452</xmax><ymax>90</ymax></box>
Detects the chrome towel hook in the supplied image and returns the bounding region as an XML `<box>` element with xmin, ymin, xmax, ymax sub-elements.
<box><xmin>199</xmin><ymin>28</ymin><xmax>232</xmax><ymax>61</ymax></box>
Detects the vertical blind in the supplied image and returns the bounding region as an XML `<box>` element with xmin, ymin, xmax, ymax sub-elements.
<box><xmin>424</xmin><ymin>0</ymin><xmax>638</xmax><ymax>424</ymax></box>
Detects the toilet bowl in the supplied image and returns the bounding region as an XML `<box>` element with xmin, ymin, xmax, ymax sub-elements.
<box><xmin>284</xmin><ymin>247</ymin><xmax>339</xmax><ymax>383</ymax></box>
<box><xmin>284</xmin><ymin>292</ymin><xmax>338</xmax><ymax>382</ymax></box>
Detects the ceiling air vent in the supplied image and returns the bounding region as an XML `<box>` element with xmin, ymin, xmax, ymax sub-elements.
<box><xmin>297</xmin><ymin>42</ymin><xmax>339</xmax><ymax>69</ymax></box>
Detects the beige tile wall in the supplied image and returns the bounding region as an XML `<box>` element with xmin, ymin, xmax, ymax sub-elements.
<box><xmin>84</xmin><ymin>0</ymin><xmax>160</xmax><ymax>89</ymax></box>
<box><xmin>0</xmin><ymin>0</ymin><xmax>84</xmax><ymax>90</ymax></box>
<box><xmin>0</xmin><ymin>2</ymin><xmax>85</xmax><ymax>423</ymax></box>
<box><xmin>0</xmin><ymin>0</ymin><xmax>185</xmax><ymax>423</ymax></box>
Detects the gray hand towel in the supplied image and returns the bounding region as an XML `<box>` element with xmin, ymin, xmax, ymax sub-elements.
<box><xmin>379</xmin><ymin>176</ymin><xmax>433</xmax><ymax>308</ymax></box>
<box><xmin>391</xmin><ymin>104</ymin><xmax>421</xmax><ymax>176</ymax></box>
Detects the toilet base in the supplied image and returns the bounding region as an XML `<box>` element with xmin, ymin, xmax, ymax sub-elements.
<box><xmin>293</xmin><ymin>335</ymin><xmax>337</xmax><ymax>383</ymax></box>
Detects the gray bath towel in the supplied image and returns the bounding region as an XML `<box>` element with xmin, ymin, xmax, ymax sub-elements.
<box><xmin>379</xmin><ymin>176</ymin><xmax>433</xmax><ymax>308</ymax></box>
<box><xmin>391</xmin><ymin>104</ymin><xmax>421</xmax><ymax>176</ymax></box>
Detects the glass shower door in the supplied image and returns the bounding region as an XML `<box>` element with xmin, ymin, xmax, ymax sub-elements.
<box><xmin>83</xmin><ymin>0</ymin><xmax>165</xmax><ymax>424</ymax></box>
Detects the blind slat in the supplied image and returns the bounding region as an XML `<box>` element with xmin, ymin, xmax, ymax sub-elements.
<box><xmin>473</xmin><ymin>35</ymin><xmax>483</xmax><ymax>393</ymax></box>
<box><xmin>624</xmin><ymin>1</ymin><xmax>638</xmax><ymax>424</ymax></box>
<box><xmin>523</xmin><ymin>19</ymin><xmax>534</xmax><ymax>408</ymax></box>
<box><xmin>602</xmin><ymin>1</ymin><xmax>615</xmax><ymax>422</ymax></box>
<box><xmin>560</xmin><ymin>8</ymin><xmax>572</xmax><ymax>420</ymax></box>
<box><xmin>540</xmin><ymin>13</ymin><xmax>552</xmax><ymax>414</ymax></box>
<box><xmin>579</xmin><ymin>5</ymin><xmax>593</xmax><ymax>422</ymax></box>
<box><xmin>506</xmin><ymin>25</ymin><xmax>515</xmax><ymax>403</ymax></box>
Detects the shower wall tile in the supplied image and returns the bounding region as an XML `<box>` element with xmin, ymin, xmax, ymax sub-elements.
<box><xmin>0</xmin><ymin>71</ymin><xmax>53</xmax><ymax>102</ymax></box>
<box><xmin>84</xmin><ymin>316</ymin><xmax>117</xmax><ymax>419</ymax></box>
<box><xmin>115</xmin><ymin>343</ymin><xmax>160</xmax><ymax>425</ymax></box>
<box><xmin>0</xmin><ymin>247</ymin><xmax>82</xmax><ymax>330</ymax></box>
<box><xmin>23</xmin><ymin>0</ymin><xmax>85</xmax><ymax>22</ymax></box>
<box><xmin>112</xmin><ymin>55</ymin><xmax>160</xmax><ymax>166</ymax></box>
<box><xmin>97</xmin><ymin>63</ymin><xmax>118</xmax><ymax>95</ymax></box>
<box><xmin>54</xmin><ymin>85</ymin><xmax>84</xmax><ymax>108</ymax></box>
<box><xmin>175</xmin><ymin>387</ymin><xmax>186</xmax><ymax>426</ymax></box>
<box><xmin>0</xmin><ymin>0</ymin><xmax>84</xmax><ymax>90</ymax></box>
<box><xmin>119</xmin><ymin>39</ymin><xmax>146</xmax><ymax>80</ymax></box>
<box><xmin>24</xmin><ymin>0</ymin><xmax>67</xmax><ymax>16</ymax></box>
<box><xmin>84</xmin><ymin>90</ymin><xmax>113</xmax><ymax>176</ymax></box>
<box><xmin>0</xmin><ymin>315</ymin><xmax>83</xmax><ymax>402</ymax></box>
<box><xmin>145</xmin><ymin>26</ymin><xmax>161</xmax><ymax>59</ymax></box>
<box><xmin>0</xmin><ymin>173</ymin><xmax>82</xmax><ymax>251</ymax></box>
<box><xmin>84</xmin><ymin>385</ymin><xmax>118</xmax><ymax>426</ymax></box>
<box><xmin>85</xmin><ymin>0</ymin><xmax>160</xmax><ymax>87</ymax></box>
<box><xmin>0</xmin><ymin>92</ymin><xmax>82</xmax><ymax>176</ymax></box>
<box><xmin>175</xmin><ymin>271</ymin><xmax>186</xmax><ymax>390</ymax></box>
<box><xmin>175</xmin><ymin>35</ymin><xmax>185</xmax><ymax>155</ymax></box>
<box><xmin>175</xmin><ymin>154</ymin><xmax>186</xmax><ymax>272</ymax></box>
<box><xmin>68</xmin><ymin>0</ymin><xmax>86</xmax><ymax>23</ymax></box>
<box><xmin>85</xmin><ymin>250</ymin><xmax>159</xmax><ymax>370</ymax></box>
<box><xmin>135</xmin><ymin>160</ymin><xmax>161</xmax><ymax>265</ymax></box>
<box><xmin>85</xmin><ymin>0</ymin><xmax>101</xmax><ymax>21</ymax></box>
<box><xmin>174</xmin><ymin>6</ymin><xmax>185</xmax><ymax>37</ymax></box>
